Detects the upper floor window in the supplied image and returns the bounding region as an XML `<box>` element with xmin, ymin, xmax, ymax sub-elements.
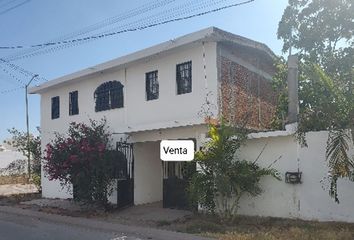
<box><xmin>176</xmin><ymin>61</ymin><xmax>192</xmax><ymax>95</ymax></box>
<box><xmin>146</xmin><ymin>70</ymin><xmax>159</xmax><ymax>101</ymax></box>
<box><xmin>69</xmin><ymin>91</ymin><xmax>79</xmax><ymax>116</ymax></box>
<box><xmin>94</xmin><ymin>81</ymin><xmax>124</xmax><ymax>112</ymax></box>
<box><xmin>51</xmin><ymin>96</ymin><xmax>60</xmax><ymax>119</ymax></box>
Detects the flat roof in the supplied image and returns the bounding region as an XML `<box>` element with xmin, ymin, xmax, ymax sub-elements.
<box><xmin>29</xmin><ymin>27</ymin><xmax>276</xmax><ymax>94</ymax></box>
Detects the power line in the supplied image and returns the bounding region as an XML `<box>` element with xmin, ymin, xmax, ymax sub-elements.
<box><xmin>0</xmin><ymin>0</ymin><xmax>255</xmax><ymax>50</ymax></box>
<box><xmin>11</xmin><ymin>0</ymin><xmax>231</xmax><ymax>60</ymax></box>
<box><xmin>0</xmin><ymin>0</ymin><xmax>253</xmax><ymax>91</ymax></box>
<box><xmin>1</xmin><ymin>0</ymin><xmax>244</xmax><ymax>61</ymax></box>
<box><xmin>0</xmin><ymin>58</ymin><xmax>32</xmax><ymax>77</ymax></box>
<box><xmin>0</xmin><ymin>0</ymin><xmax>30</xmax><ymax>16</ymax></box>
<box><xmin>0</xmin><ymin>64</ymin><xmax>26</xmax><ymax>85</ymax></box>
<box><xmin>0</xmin><ymin>59</ymin><xmax>46</xmax><ymax>92</ymax></box>
<box><xmin>0</xmin><ymin>58</ymin><xmax>45</xmax><ymax>82</ymax></box>
<box><xmin>0</xmin><ymin>0</ymin><xmax>19</xmax><ymax>9</ymax></box>
<box><xmin>2</xmin><ymin>0</ymin><xmax>178</xmax><ymax>61</ymax></box>
<box><xmin>0</xmin><ymin>86</ymin><xmax>23</xmax><ymax>94</ymax></box>
<box><xmin>0</xmin><ymin>73</ymin><xmax>19</xmax><ymax>86</ymax></box>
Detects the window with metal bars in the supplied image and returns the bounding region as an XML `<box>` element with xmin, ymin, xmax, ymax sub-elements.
<box><xmin>94</xmin><ymin>81</ymin><xmax>124</xmax><ymax>112</ymax></box>
<box><xmin>69</xmin><ymin>91</ymin><xmax>79</xmax><ymax>116</ymax></box>
<box><xmin>51</xmin><ymin>96</ymin><xmax>60</xmax><ymax>119</ymax></box>
<box><xmin>145</xmin><ymin>70</ymin><xmax>159</xmax><ymax>101</ymax></box>
<box><xmin>176</xmin><ymin>61</ymin><xmax>192</xmax><ymax>95</ymax></box>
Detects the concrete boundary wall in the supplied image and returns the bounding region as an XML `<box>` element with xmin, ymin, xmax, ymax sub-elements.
<box><xmin>237</xmin><ymin>130</ymin><xmax>354</xmax><ymax>222</ymax></box>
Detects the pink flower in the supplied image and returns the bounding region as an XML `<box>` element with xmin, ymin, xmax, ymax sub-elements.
<box><xmin>63</xmin><ymin>161</ymin><xmax>70</xmax><ymax>168</ymax></box>
<box><xmin>98</xmin><ymin>143</ymin><xmax>105</xmax><ymax>152</ymax></box>
<box><xmin>69</xmin><ymin>154</ymin><xmax>79</xmax><ymax>163</ymax></box>
<box><xmin>58</xmin><ymin>142</ymin><xmax>67</xmax><ymax>150</ymax></box>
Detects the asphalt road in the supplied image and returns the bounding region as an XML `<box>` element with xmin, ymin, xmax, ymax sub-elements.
<box><xmin>0</xmin><ymin>211</ymin><xmax>142</xmax><ymax>240</ymax></box>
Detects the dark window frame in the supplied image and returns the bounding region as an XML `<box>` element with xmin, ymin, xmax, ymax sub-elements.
<box><xmin>145</xmin><ymin>70</ymin><xmax>159</xmax><ymax>101</ymax></box>
<box><xmin>51</xmin><ymin>96</ymin><xmax>60</xmax><ymax>119</ymax></box>
<box><xmin>69</xmin><ymin>91</ymin><xmax>79</xmax><ymax>116</ymax></box>
<box><xmin>94</xmin><ymin>81</ymin><xmax>124</xmax><ymax>112</ymax></box>
<box><xmin>176</xmin><ymin>61</ymin><xmax>192</xmax><ymax>95</ymax></box>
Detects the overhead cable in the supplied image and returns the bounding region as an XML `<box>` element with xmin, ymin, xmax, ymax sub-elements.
<box><xmin>0</xmin><ymin>0</ymin><xmax>254</xmax><ymax>50</ymax></box>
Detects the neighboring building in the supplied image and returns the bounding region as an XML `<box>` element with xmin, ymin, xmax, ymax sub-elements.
<box><xmin>0</xmin><ymin>143</ymin><xmax>26</xmax><ymax>175</ymax></box>
<box><xmin>29</xmin><ymin>27</ymin><xmax>277</xmax><ymax>208</ymax></box>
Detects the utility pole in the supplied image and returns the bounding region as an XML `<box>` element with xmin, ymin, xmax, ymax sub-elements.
<box><xmin>287</xmin><ymin>55</ymin><xmax>299</xmax><ymax>124</ymax></box>
<box><xmin>25</xmin><ymin>74</ymin><xmax>38</xmax><ymax>180</ymax></box>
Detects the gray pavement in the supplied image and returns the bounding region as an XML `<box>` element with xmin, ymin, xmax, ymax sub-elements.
<box><xmin>0</xmin><ymin>210</ymin><xmax>141</xmax><ymax>240</ymax></box>
<box><xmin>0</xmin><ymin>206</ymin><xmax>212</xmax><ymax>240</ymax></box>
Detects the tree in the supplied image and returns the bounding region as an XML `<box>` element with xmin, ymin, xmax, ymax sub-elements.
<box><xmin>275</xmin><ymin>0</ymin><xmax>354</xmax><ymax>202</ymax></box>
<box><xmin>4</xmin><ymin>128</ymin><xmax>41</xmax><ymax>188</ymax></box>
<box><xmin>43</xmin><ymin>119</ymin><xmax>122</xmax><ymax>207</ymax></box>
<box><xmin>188</xmin><ymin>121</ymin><xmax>280</xmax><ymax>220</ymax></box>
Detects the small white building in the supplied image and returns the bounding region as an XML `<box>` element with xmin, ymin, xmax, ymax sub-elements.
<box><xmin>29</xmin><ymin>27</ymin><xmax>277</xmax><ymax>208</ymax></box>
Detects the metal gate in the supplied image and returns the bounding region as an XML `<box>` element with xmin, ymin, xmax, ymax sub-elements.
<box><xmin>163</xmin><ymin>161</ymin><xmax>196</xmax><ymax>210</ymax></box>
<box><xmin>116</xmin><ymin>141</ymin><xmax>134</xmax><ymax>209</ymax></box>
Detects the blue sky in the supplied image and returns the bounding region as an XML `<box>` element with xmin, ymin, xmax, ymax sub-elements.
<box><xmin>0</xmin><ymin>0</ymin><xmax>288</xmax><ymax>142</ymax></box>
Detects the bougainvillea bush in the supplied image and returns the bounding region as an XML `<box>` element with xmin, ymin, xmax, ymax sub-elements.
<box><xmin>44</xmin><ymin>119</ymin><xmax>118</xmax><ymax>206</ymax></box>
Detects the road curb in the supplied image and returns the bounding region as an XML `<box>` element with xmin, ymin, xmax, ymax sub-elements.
<box><xmin>0</xmin><ymin>206</ymin><xmax>212</xmax><ymax>240</ymax></box>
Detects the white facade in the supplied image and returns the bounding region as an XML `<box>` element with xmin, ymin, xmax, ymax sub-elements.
<box><xmin>29</xmin><ymin>27</ymin><xmax>276</xmax><ymax>207</ymax></box>
<box><xmin>28</xmin><ymin>27</ymin><xmax>354</xmax><ymax>223</ymax></box>
<box><xmin>236</xmin><ymin>129</ymin><xmax>354</xmax><ymax>222</ymax></box>
<box><xmin>37</xmin><ymin>40</ymin><xmax>218</xmax><ymax>200</ymax></box>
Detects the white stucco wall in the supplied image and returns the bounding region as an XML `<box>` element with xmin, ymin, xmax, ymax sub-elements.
<box><xmin>131</xmin><ymin>124</ymin><xmax>208</xmax><ymax>144</ymax></box>
<box><xmin>237</xmin><ymin>130</ymin><xmax>354</xmax><ymax>222</ymax></box>
<box><xmin>131</xmin><ymin>124</ymin><xmax>207</xmax><ymax>205</ymax></box>
<box><xmin>39</xmin><ymin>42</ymin><xmax>217</xmax><ymax>199</ymax></box>
<box><xmin>40</xmin><ymin>41</ymin><xmax>217</xmax><ymax>137</ymax></box>
<box><xmin>134</xmin><ymin>141</ymin><xmax>162</xmax><ymax>205</ymax></box>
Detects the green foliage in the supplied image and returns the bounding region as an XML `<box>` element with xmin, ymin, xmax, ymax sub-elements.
<box><xmin>278</xmin><ymin>0</ymin><xmax>354</xmax><ymax>58</ymax></box>
<box><xmin>275</xmin><ymin>0</ymin><xmax>354</xmax><ymax>202</ymax></box>
<box><xmin>274</xmin><ymin>60</ymin><xmax>354</xmax><ymax>202</ymax></box>
<box><xmin>326</xmin><ymin>130</ymin><xmax>354</xmax><ymax>203</ymax></box>
<box><xmin>188</xmin><ymin>122</ymin><xmax>280</xmax><ymax>220</ymax></box>
<box><xmin>43</xmin><ymin>119</ymin><xmax>120</xmax><ymax>207</ymax></box>
<box><xmin>0</xmin><ymin>159</ymin><xmax>26</xmax><ymax>176</ymax></box>
<box><xmin>4</xmin><ymin>128</ymin><xmax>41</xmax><ymax>188</ymax></box>
<box><xmin>271</xmin><ymin>57</ymin><xmax>289</xmax><ymax>129</ymax></box>
<box><xmin>31</xmin><ymin>173</ymin><xmax>41</xmax><ymax>190</ymax></box>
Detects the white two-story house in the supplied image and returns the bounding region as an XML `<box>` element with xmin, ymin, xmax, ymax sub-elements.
<box><xmin>29</xmin><ymin>27</ymin><xmax>277</xmax><ymax>208</ymax></box>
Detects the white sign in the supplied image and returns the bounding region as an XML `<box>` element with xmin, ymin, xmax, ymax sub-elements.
<box><xmin>160</xmin><ymin>140</ymin><xmax>195</xmax><ymax>161</ymax></box>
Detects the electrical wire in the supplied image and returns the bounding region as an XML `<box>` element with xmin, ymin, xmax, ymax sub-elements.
<box><xmin>0</xmin><ymin>0</ymin><xmax>254</xmax><ymax>92</ymax></box>
<box><xmin>0</xmin><ymin>0</ymin><xmax>254</xmax><ymax>50</ymax></box>
<box><xmin>0</xmin><ymin>0</ymin><xmax>19</xmax><ymax>9</ymax></box>
<box><xmin>0</xmin><ymin>85</ymin><xmax>23</xmax><ymax>94</ymax></box>
<box><xmin>0</xmin><ymin>0</ymin><xmax>30</xmax><ymax>16</ymax></box>
<box><xmin>11</xmin><ymin>0</ymin><xmax>232</xmax><ymax>60</ymax></box>
<box><xmin>2</xmin><ymin>0</ymin><xmax>178</xmax><ymax>61</ymax></box>
<box><xmin>0</xmin><ymin>58</ymin><xmax>45</xmax><ymax>82</ymax></box>
<box><xmin>0</xmin><ymin>58</ymin><xmax>46</xmax><ymax>91</ymax></box>
<box><xmin>0</xmin><ymin>58</ymin><xmax>32</xmax><ymax>77</ymax></box>
<box><xmin>0</xmin><ymin>65</ymin><xmax>26</xmax><ymax>85</ymax></box>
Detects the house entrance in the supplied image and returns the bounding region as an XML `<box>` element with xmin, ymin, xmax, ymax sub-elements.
<box><xmin>115</xmin><ymin>141</ymin><xmax>134</xmax><ymax>209</ymax></box>
<box><xmin>162</xmin><ymin>161</ymin><xmax>196</xmax><ymax>209</ymax></box>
